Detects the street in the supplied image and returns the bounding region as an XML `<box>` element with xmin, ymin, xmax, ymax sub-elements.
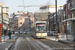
<box><xmin>12</xmin><ymin>34</ymin><xmax>74</xmax><ymax>50</ymax></box>
<box><xmin>1</xmin><ymin>0</ymin><xmax>75</xmax><ymax>50</ymax></box>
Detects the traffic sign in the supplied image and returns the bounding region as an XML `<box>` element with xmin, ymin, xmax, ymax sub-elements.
<box><xmin>67</xmin><ymin>27</ymin><xmax>70</xmax><ymax>30</ymax></box>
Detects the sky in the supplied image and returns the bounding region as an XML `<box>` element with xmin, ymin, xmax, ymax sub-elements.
<box><xmin>0</xmin><ymin>0</ymin><xmax>67</xmax><ymax>14</ymax></box>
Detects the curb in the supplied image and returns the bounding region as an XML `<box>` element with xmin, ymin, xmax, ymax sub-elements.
<box><xmin>5</xmin><ymin>43</ymin><xmax>13</xmax><ymax>50</ymax></box>
<box><xmin>58</xmin><ymin>40</ymin><xmax>75</xmax><ymax>46</ymax></box>
<box><xmin>58</xmin><ymin>40</ymin><xmax>73</xmax><ymax>44</ymax></box>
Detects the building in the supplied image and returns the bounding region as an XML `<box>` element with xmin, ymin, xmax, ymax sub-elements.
<box><xmin>34</xmin><ymin>5</ymin><xmax>63</xmax><ymax>32</ymax></box>
<box><xmin>62</xmin><ymin>4</ymin><xmax>67</xmax><ymax>34</ymax></box>
<box><xmin>18</xmin><ymin>12</ymin><xmax>34</xmax><ymax>31</ymax></box>
<box><xmin>58</xmin><ymin>9</ymin><xmax>64</xmax><ymax>34</ymax></box>
<box><xmin>9</xmin><ymin>17</ymin><xmax>18</xmax><ymax>31</ymax></box>
<box><xmin>0</xmin><ymin>3</ymin><xmax>9</xmax><ymax>35</ymax></box>
<box><xmin>69</xmin><ymin>0</ymin><xmax>75</xmax><ymax>41</ymax></box>
<box><xmin>18</xmin><ymin>16</ymin><xmax>34</xmax><ymax>31</ymax></box>
<box><xmin>62</xmin><ymin>0</ymin><xmax>75</xmax><ymax>41</ymax></box>
<box><xmin>34</xmin><ymin>5</ymin><xmax>63</xmax><ymax>21</ymax></box>
<box><xmin>9</xmin><ymin>11</ymin><xmax>34</xmax><ymax>31</ymax></box>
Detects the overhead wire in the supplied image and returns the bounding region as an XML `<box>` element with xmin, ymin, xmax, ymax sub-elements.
<box><xmin>23</xmin><ymin>0</ymin><xmax>38</xmax><ymax>4</ymax></box>
<box><xmin>23</xmin><ymin>0</ymin><xmax>45</xmax><ymax>5</ymax></box>
<box><xmin>31</xmin><ymin>0</ymin><xmax>44</xmax><ymax>5</ymax></box>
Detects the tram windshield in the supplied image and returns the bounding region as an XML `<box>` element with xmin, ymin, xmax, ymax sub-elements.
<box><xmin>36</xmin><ymin>24</ymin><xmax>46</xmax><ymax>33</ymax></box>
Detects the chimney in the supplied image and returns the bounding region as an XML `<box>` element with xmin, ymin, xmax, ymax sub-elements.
<box><xmin>17</xmin><ymin>11</ymin><xmax>20</xmax><ymax>13</ymax></box>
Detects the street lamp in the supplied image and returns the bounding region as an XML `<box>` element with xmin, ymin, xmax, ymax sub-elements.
<box><xmin>28</xmin><ymin>14</ymin><xmax>31</xmax><ymax>31</ymax></box>
<box><xmin>55</xmin><ymin>0</ymin><xmax>57</xmax><ymax>32</ymax></box>
<box><xmin>48</xmin><ymin>12</ymin><xmax>51</xmax><ymax>32</ymax></box>
<box><xmin>0</xmin><ymin>5</ymin><xmax>9</xmax><ymax>41</ymax></box>
<box><xmin>55</xmin><ymin>0</ymin><xmax>59</xmax><ymax>40</ymax></box>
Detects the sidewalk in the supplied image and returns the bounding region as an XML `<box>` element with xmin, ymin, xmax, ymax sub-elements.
<box><xmin>2</xmin><ymin>34</ymin><xmax>16</xmax><ymax>41</ymax></box>
<box><xmin>0</xmin><ymin>42</ymin><xmax>13</xmax><ymax>50</ymax></box>
<box><xmin>0</xmin><ymin>34</ymin><xmax>18</xmax><ymax>50</ymax></box>
<box><xmin>46</xmin><ymin>35</ymin><xmax>75</xmax><ymax>47</ymax></box>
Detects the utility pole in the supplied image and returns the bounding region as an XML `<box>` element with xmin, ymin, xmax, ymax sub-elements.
<box><xmin>55</xmin><ymin>0</ymin><xmax>57</xmax><ymax>32</ymax></box>
<box><xmin>48</xmin><ymin>12</ymin><xmax>50</xmax><ymax>32</ymax></box>
<box><xmin>28</xmin><ymin>14</ymin><xmax>31</xmax><ymax>31</ymax></box>
<box><xmin>48</xmin><ymin>12</ymin><xmax>51</xmax><ymax>36</ymax></box>
<box><xmin>55</xmin><ymin>0</ymin><xmax>58</xmax><ymax>40</ymax></box>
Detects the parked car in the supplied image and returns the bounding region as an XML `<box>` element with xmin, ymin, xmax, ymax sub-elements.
<box><xmin>23</xmin><ymin>31</ymin><xmax>26</xmax><ymax>34</ymax></box>
<box><xmin>47</xmin><ymin>31</ymin><xmax>55</xmax><ymax>36</ymax></box>
<box><xmin>20</xmin><ymin>31</ymin><xmax>23</xmax><ymax>34</ymax></box>
<box><xmin>15</xmin><ymin>31</ymin><xmax>19</xmax><ymax>34</ymax></box>
<box><xmin>50</xmin><ymin>31</ymin><xmax>54</xmax><ymax>36</ymax></box>
<box><xmin>53</xmin><ymin>31</ymin><xmax>58</xmax><ymax>36</ymax></box>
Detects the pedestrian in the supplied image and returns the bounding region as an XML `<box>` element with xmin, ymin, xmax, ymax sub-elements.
<box><xmin>8</xmin><ymin>31</ymin><xmax>11</xmax><ymax>39</ymax></box>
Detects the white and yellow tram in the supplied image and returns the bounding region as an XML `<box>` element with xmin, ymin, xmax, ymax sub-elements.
<box><xmin>32</xmin><ymin>21</ymin><xmax>47</xmax><ymax>38</ymax></box>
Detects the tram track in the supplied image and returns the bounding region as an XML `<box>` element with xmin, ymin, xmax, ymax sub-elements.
<box><xmin>30</xmin><ymin>37</ymin><xmax>53</xmax><ymax>50</ymax></box>
<box><xmin>38</xmin><ymin>39</ymin><xmax>74</xmax><ymax>50</ymax></box>
<box><xmin>14</xmin><ymin>34</ymin><xmax>74</xmax><ymax>50</ymax></box>
<box><xmin>26</xmin><ymin>37</ymin><xmax>44</xmax><ymax>50</ymax></box>
<box><xmin>17</xmin><ymin>38</ymin><xmax>32</xmax><ymax>50</ymax></box>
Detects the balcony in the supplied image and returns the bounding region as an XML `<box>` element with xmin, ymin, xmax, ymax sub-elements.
<box><xmin>3</xmin><ymin>17</ymin><xmax>9</xmax><ymax>21</ymax></box>
<box><xmin>3</xmin><ymin>25</ymin><xmax>7</xmax><ymax>30</ymax></box>
<box><xmin>3</xmin><ymin>20</ymin><xmax>9</xmax><ymax>24</ymax></box>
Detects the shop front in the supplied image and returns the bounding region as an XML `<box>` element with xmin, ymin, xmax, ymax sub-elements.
<box><xmin>66</xmin><ymin>18</ymin><xmax>75</xmax><ymax>41</ymax></box>
<box><xmin>66</xmin><ymin>21</ymin><xmax>73</xmax><ymax>40</ymax></box>
<box><xmin>71</xmin><ymin>21</ymin><xmax>75</xmax><ymax>41</ymax></box>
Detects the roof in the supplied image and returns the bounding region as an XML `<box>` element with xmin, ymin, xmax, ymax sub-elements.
<box><xmin>0</xmin><ymin>3</ymin><xmax>5</xmax><ymax>7</ymax></box>
<box><xmin>36</xmin><ymin>21</ymin><xmax>46</xmax><ymax>23</ymax></box>
<box><xmin>40</xmin><ymin>5</ymin><xmax>63</xmax><ymax>9</ymax></box>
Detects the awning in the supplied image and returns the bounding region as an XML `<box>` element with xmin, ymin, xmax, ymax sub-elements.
<box><xmin>62</xmin><ymin>20</ymin><xmax>67</xmax><ymax>22</ymax></box>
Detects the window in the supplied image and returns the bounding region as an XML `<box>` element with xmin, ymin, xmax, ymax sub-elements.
<box><xmin>20</xmin><ymin>18</ymin><xmax>22</xmax><ymax>20</ymax></box>
<box><xmin>16</xmin><ymin>14</ymin><xmax>22</xmax><ymax>16</ymax></box>
<box><xmin>25</xmin><ymin>18</ymin><xmax>29</xmax><ymax>21</ymax></box>
<box><xmin>68</xmin><ymin>15</ymin><xmax>70</xmax><ymax>19</ymax></box>
<box><xmin>20</xmin><ymin>22</ymin><xmax>22</xmax><ymax>24</ymax></box>
<box><xmin>25</xmin><ymin>22</ymin><xmax>28</xmax><ymax>24</ymax></box>
<box><xmin>68</xmin><ymin>3</ymin><xmax>70</xmax><ymax>10</ymax></box>
<box><xmin>70</xmin><ymin>0</ymin><xmax>73</xmax><ymax>8</ymax></box>
<box><xmin>72</xmin><ymin>13</ymin><xmax>73</xmax><ymax>18</ymax></box>
<box><xmin>36</xmin><ymin>24</ymin><xmax>46</xmax><ymax>33</ymax></box>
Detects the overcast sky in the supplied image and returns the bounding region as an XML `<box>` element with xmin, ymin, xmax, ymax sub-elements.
<box><xmin>0</xmin><ymin>0</ymin><xmax>67</xmax><ymax>14</ymax></box>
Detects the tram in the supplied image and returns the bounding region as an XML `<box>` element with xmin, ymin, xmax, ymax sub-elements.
<box><xmin>32</xmin><ymin>21</ymin><xmax>47</xmax><ymax>38</ymax></box>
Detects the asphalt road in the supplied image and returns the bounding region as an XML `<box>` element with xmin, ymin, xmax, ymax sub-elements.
<box><xmin>13</xmin><ymin>34</ymin><xmax>74</xmax><ymax>50</ymax></box>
